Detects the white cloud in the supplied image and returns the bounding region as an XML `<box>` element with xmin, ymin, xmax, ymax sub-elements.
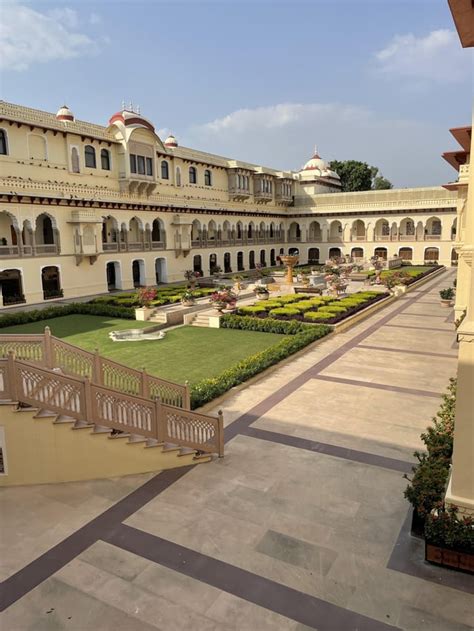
<box><xmin>89</xmin><ymin>13</ymin><xmax>102</xmax><ymax>25</ymax></box>
<box><xmin>0</xmin><ymin>3</ymin><xmax>103</xmax><ymax>71</ymax></box>
<box><xmin>374</xmin><ymin>29</ymin><xmax>472</xmax><ymax>83</ymax></box>
<box><xmin>185</xmin><ymin>102</ymin><xmax>453</xmax><ymax>188</ymax></box>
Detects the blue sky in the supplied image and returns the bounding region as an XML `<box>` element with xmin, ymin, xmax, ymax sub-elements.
<box><xmin>1</xmin><ymin>0</ymin><xmax>472</xmax><ymax>186</ymax></box>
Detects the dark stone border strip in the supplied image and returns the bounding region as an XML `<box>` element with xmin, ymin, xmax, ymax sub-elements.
<box><xmin>398</xmin><ymin>312</ymin><xmax>447</xmax><ymax>319</ymax></box>
<box><xmin>357</xmin><ymin>344</ymin><xmax>457</xmax><ymax>359</ymax></box>
<box><xmin>0</xmin><ymin>466</ymin><xmax>193</xmax><ymax>612</ymax></box>
<box><xmin>312</xmin><ymin>374</ymin><xmax>442</xmax><ymax>399</ymax></box>
<box><xmin>384</xmin><ymin>324</ymin><xmax>453</xmax><ymax>333</ymax></box>
<box><xmin>387</xmin><ymin>509</ymin><xmax>474</xmax><ymax>595</ymax></box>
<box><xmin>104</xmin><ymin>523</ymin><xmax>400</xmax><ymax>631</ymax></box>
<box><xmin>242</xmin><ymin>426</ymin><xmax>413</xmax><ymax>473</ymax></box>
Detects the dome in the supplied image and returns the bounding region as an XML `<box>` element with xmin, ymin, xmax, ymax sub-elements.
<box><xmin>56</xmin><ymin>105</ymin><xmax>74</xmax><ymax>122</ymax></box>
<box><xmin>300</xmin><ymin>148</ymin><xmax>340</xmax><ymax>180</ymax></box>
<box><xmin>164</xmin><ymin>134</ymin><xmax>178</xmax><ymax>148</ymax></box>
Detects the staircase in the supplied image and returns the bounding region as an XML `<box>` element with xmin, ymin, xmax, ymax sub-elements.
<box><xmin>190</xmin><ymin>313</ymin><xmax>212</xmax><ymax>327</ymax></box>
<box><xmin>148</xmin><ymin>310</ymin><xmax>167</xmax><ymax>324</ymax></box>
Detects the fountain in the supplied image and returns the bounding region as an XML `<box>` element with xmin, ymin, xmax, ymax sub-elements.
<box><xmin>280</xmin><ymin>255</ymin><xmax>299</xmax><ymax>284</ymax></box>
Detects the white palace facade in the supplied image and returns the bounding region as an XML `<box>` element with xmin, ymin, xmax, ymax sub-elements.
<box><xmin>0</xmin><ymin>100</ymin><xmax>464</xmax><ymax>308</ymax></box>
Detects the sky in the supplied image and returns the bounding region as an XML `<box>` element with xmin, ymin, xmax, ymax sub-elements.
<box><xmin>1</xmin><ymin>0</ymin><xmax>473</xmax><ymax>187</ymax></box>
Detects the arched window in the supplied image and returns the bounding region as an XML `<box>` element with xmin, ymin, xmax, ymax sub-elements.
<box><xmin>161</xmin><ymin>160</ymin><xmax>169</xmax><ymax>179</ymax></box>
<box><xmin>84</xmin><ymin>145</ymin><xmax>96</xmax><ymax>168</ymax></box>
<box><xmin>100</xmin><ymin>149</ymin><xmax>110</xmax><ymax>170</ymax></box>
<box><xmin>204</xmin><ymin>169</ymin><xmax>212</xmax><ymax>186</ymax></box>
<box><xmin>189</xmin><ymin>166</ymin><xmax>197</xmax><ymax>184</ymax></box>
<box><xmin>0</xmin><ymin>129</ymin><xmax>8</xmax><ymax>155</ymax></box>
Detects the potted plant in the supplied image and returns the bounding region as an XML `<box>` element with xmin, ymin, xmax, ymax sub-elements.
<box><xmin>253</xmin><ymin>285</ymin><xmax>270</xmax><ymax>300</ymax></box>
<box><xmin>181</xmin><ymin>290</ymin><xmax>196</xmax><ymax>307</ymax></box>
<box><xmin>184</xmin><ymin>270</ymin><xmax>198</xmax><ymax>289</ymax></box>
<box><xmin>135</xmin><ymin>287</ymin><xmax>157</xmax><ymax>321</ymax></box>
<box><xmin>383</xmin><ymin>271</ymin><xmax>410</xmax><ymax>295</ymax></box>
<box><xmin>209</xmin><ymin>289</ymin><xmax>237</xmax><ymax>312</ymax></box>
<box><xmin>424</xmin><ymin>505</ymin><xmax>474</xmax><ymax>573</ymax></box>
<box><xmin>300</xmin><ymin>272</ymin><xmax>310</xmax><ymax>287</ymax></box>
<box><xmin>439</xmin><ymin>287</ymin><xmax>455</xmax><ymax>307</ymax></box>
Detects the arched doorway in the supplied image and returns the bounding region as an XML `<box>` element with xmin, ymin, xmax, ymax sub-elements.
<box><xmin>237</xmin><ymin>251</ymin><xmax>244</xmax><ymax>271</ymax></box>
<box><xmin>329</xmin><ymin>247</ymin><xmax>341</xmax><ymax>259</ymax></box>
<box><xmin>249</xmin><ymin>251</ymin><xmax>255</xmax><ymax>269</ymax></box>
<box><xmin>41</xmin><ymin>266</ymin><xmax>62</xmax><ymax>299</ymax></box>
<box><xmin>270</xmin><ymin>249</ymin><xmax>276</xmax><ymax>266</ymax></box>
<box><xmin>374</xmin><ymin>247</ymin><xmax>387</xmax><ymax>260</ymax></box>
<box><xmin>132</xmin><ymin>260</ymin><xmax>145</xmax><ymax>287</ymax></box>
<box><xmin>209</xmin><ymin>253</ymin><xmax>218</xmax><ymax>274</ymax></box>
<box><xmin>224</xmin><ymin>252</ymin><xmax>232</xmax><ymax>273</ymax></box>
<box><xmin>106</xmin><ymin>262</ymin><xmax>121</xmax><ymax>291</ymax></box>
<box><xmin>288</xmin><ymin>247</ymin><xmax>299</xmax><ymax>256</ymax></box>
<box><xmin>260</xmin><ymin>249</ymin><xmax>266</xmax><ymax>266</ymax></box>
<box><xmin>0</xmin><ymin>269</ymin><xmax>25</xmax><ymax>305</ymax></box>
<box><xmin>451</xmin><ymin>248</ymin><xmax>458</xmax><ymax>266</ymax></box>
<box><xmin>308</xmin><ymin>248</ymin><xmax>320</xmax><ymax>264</ymax></box>
<box><xmin>155</xmin><ymin>258</ymin><xmax>167</xmax><ymax>284</ymax></box>
<box><xmin>193</xmin><ymin>255</ymin><xmax>202</xmax><ymax>275</ymax></box>
<box><xmin>351</xmin><ymin>247</ymin><xmax>363</xmax><ymax>260</ymax></box>
<box><xmin>424</xmin><ymin>247</ymin><xmax>439</xmax><ymax>264</ymax></box>
<box><xmin>399</xmin><ymin>247</ymin><xmax>413</xmax><ymax>262</ymax></box>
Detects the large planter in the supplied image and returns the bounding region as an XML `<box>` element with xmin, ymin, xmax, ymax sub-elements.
<box><xmin>440</xmin><ymin>299</ymin><xmax>453</xmax><ymax>308</ymax></box>
<box><xmin>425</xmin><ymin>541</ymin><xmax>474</xmax><ymax>574</ymax></box>
<box><xmin>135</xmin><ymin>306</ymin><xmax>153</xmax><ymax>321</ymax></box>
<box><xmin>256</xmin><ymin>293</ymin><xmax>269</xmax><ymax>301</ymax></box>
<box><xmin>181</xmin><ymin>300</ymin><xmax>195</xmax><ymax>307</ymax></box>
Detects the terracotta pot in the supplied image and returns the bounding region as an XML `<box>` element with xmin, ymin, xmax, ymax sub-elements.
<box><xmin>256</xmin><ymin>293</ymin><xmax>269</xmax><ymax>301</ymax></box>
<box><xmin>440</xmin><ymin>299</ymin><xmax>453</xmax><ymax>307</ymax></box>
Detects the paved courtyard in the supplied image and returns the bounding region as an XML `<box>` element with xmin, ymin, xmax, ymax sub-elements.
<box><xmin>1</xmin><ymin>269</ymin><xmax>473</xmax><ymax>630</ymax></box>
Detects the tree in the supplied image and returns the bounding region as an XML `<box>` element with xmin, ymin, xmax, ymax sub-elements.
<box><xmin>328</xmin><ymin>160</ymin><xmax>393</xmax><ymax>192</ymax></box>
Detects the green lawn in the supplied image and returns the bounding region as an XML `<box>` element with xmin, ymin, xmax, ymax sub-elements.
<box><xmin>1</xmin><ymin>315</ymin><xmax>285</xmax><ymax>385</ymax></box>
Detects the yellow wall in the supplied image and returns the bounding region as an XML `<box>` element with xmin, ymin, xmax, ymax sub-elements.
<box><xmin>0</xmin><ymin>405</ymin><xmax>197</xmax><ymax>486</ymax></box>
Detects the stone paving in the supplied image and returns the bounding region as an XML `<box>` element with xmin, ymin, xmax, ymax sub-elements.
<box><xmin>1</xmin><ymin>268</ymin><xmax>473</xmax><ymax>630</ymax></box>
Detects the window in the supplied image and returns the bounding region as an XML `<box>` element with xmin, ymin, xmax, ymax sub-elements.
<box><xmin>189</xmin><ymin>166</ymin><xmax>197</xmax><ymax>184</ymax></box>
<box><xmin>84</xmin><ymin>145</ymin><xmax>96</xmax><ymax>168</ymax></box>
<box><xmin>204</xmin><ymin>169</ymin><xmax>212</xmax><ymax>186</ymax></box>
<box><xmin>146</xmin><ymin>157</ymin><xmax>153</xmax><ymax>176</ymax></box>
<box><xmin>161</xmin><ymin>160</ymin><xmax>169</xmax><ymax>179</ymax></box>
<box><xmin>137</xmin><ymin>155</ymin><xmax>145</xmax><ymax>175</ymax></box>
<box><xmin>130</xmin><ymin>154</ymin><xmax>137</xmax><ymax>173</ymax></box>
<box><xmin>0</xmin><ymin>129</ymin><xmax>7</xmax><ymax>155</ymax></box>
<box><xmin>130</xmin><ymin>153</ymin><xmax>152</xmax><ymax>176</ymax></box>
<box><xmin>101</xmin><ymin>149</ymin><xmax>111</xmax><ymax>170</ymax></box>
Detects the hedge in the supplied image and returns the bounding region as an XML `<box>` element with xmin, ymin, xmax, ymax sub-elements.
<box><xmin>191</xmin><ymin>317</ymin><xmax>331</xmax><ymax>408</ymax></box>
<box><xmin>0</xmin><ymin>302</ymin><xmax>135</xmax><ymax>328</ymax></box>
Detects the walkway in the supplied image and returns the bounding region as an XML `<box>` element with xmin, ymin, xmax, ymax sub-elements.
<box><xmin>1</xmin><ymin>269</ymin><xmax>473</xmax><ymax>630</ymax></box>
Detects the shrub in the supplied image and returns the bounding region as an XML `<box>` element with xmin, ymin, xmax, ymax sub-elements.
<box><xmin>262</xmin><ymin>301</ymin><xmax>285</xmax><ymax>309</ymax></box>
<box><xmin>439</xmin><ymin>288</ymin><xmax>455</xmax><ymax>300</ymax></box>
<box><xmin>238</xmin><ymin>305</ymin><xmax>268</xmax><ymax>315</ymax></box>
<box><xmin>292</xmin><ymin>301</ymin><xmax>317</xmax><ymax>312</ymax></box>
<box><xmin>425</xmin><ymin>505</ymin><xmax>474</xmax><ymax>550</ymax></box>
<box><xmin>318</xmin><ymin>305</ymin><xmax>347</xmax><ymax>314</ymax></box>
<box><xmin>220</xmin><ymin>315</ymin><xmax>319</xmax><ymax>335</ymax></box>
<box><xmin>0</xmin><ymin>302</ymin><xmax>135</xmax><ymax>329</ymax></box>
<box><xmin>268</xmin><ymin>307</ymin><xmax>301</xmax><ymax>317</ymax></box>
<box><xmin>303</xmin><ymin>311</ymin><xmax>334</xmax><ymax>321</ymax></box>
<box><xmin>191</xmin><ymin>321</ymin><xmax>331</xmax><ymax>408</ymax></box>
<box><xmin>277</xmin><ymin>295</ymin><xmax>305</xmax><ymax>304</ymax></box>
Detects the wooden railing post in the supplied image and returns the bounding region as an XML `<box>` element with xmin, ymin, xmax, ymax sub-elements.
<box><xmin>184</xmin><ymin>380</ymin><xmax>191</xmax><ymax>410</ymax></box>
<box><xmin>155</xmin><ymin>398</ymin><xmax>164</xmax><ymax>443</ymax></box>
<box><xmin>43</xmin><ymin>326</ymin><xmax>53</xmax><ymax>369</ymax></box>
<box><xmin>93</xmin><ymin>348</ymin><xmax>101</xmax><ymax>384</ymax></box>
<box><xmin>141</xmin><ymin>368</ymin><xmax>149</xmax><ymax>398</ymax></box>
<box><xmin>6</xmin><ymin>351</ymin><xmax>18</xmax><ymax>401</ymax></box>
<box><xmin>217</xmin><ymin>409</ymin><xmax>224</xmax><ymax>458</ymax></box>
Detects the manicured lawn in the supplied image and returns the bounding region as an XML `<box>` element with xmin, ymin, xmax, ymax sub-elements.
<box><xmin>1</xmin><ymin>315</ymin><xmax>285</xmax><ymax>384</ymax></box>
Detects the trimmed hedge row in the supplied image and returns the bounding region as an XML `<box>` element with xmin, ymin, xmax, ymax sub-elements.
<box><xmin>0</xmin><ymin>303</ymin><xmax>135</xmax><ymax>328</ymax></box>
<box><xmin>91</xmin><ymin>287</ymin><xmax>216</xmax><ymax>308</ymax></box>
<box><xmin>191</xmin><ymin>317</ymin><xmax>331</xmax><ymax>408</ymax></box>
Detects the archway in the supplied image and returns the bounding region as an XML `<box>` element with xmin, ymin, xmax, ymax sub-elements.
<box><xmin>424</xmin><ymin>247</ymin><xmax>439</xmax><ymax>264</ymax></box>
<box><xmin>237</xmin><ymin>251</ymin><xmax>244</xmax><ymax>271</ymax></box>
<box><xmin>399</xmin><ymin>247</ymin><xmax>413</xmax><ymax>262</ymax></box>
<box><xmin>308</xmin><ymin>221</ymin><xmax>322</xmax><ymax>242</ymax></box>
<box><xmin>132</xmin><ymin>259</ymin><xmax>145</xmax><ymax>287</ymax></box>
<box><xmin>351</xmin><ymin>247</ymin><xmax>364</xmax><ymax>260</ymax></box>
<box><xmin>209</xmin><ymin>253</ymin><xmax>218</xmax><ymax>274</ymax></box>
<box><xmin>351</xmin><ymin>220</ymin><xmax>366</xmax><ymax>241</ymax></box>
<box><xmin>41</xmin><ymin>266</ymin><xmax>62</xmax><ymax>299</ymax></box>
<box><xmin>106</xmin><ymin>261</ymin><xmax>122</xmax><ymax>291</ymax></box>
<box><xmin>249</xmin><ymin>251</ymin><xmax>255</xmax><ymax>269</ymax></box>
<box><xmin>374</xmin><ymin>218</ymin><xmax>390</xmax><ymax>240</ymax></box>
<box><xmin>193</xmin><ymin>254</ymin><xmax>202</xmax><ymax>275</ymax></box>
<box><xmin>329</xmin><ymin>221</ymin><xmax>342</xmax><ymax>241</ymax></box>
<box><xmin>308</xmin><ymin>248</ymin><xmax>320</xmax><ymax>264</ymax></box>
<box><xmin>260</xmin><ymin>249</ymin><xmax>266</xmax><ymax>266</ymax></box>
<box><xmin>288</xmin><ymin>247</ymin><xmax>299</xmax><ymax>256</ymax></box>
<box><xmin>451</xmin><ymin>248</ymin><xmax>458</xmax><ymax>266</ymax></box>
<box><xmin>374</xmin><ymin>247</ymin><xmax>387</xmax><ymax>260</ymax></box>
<box><xmin>329</xmin><ymin>247</ymin><xmax>341</xmax><ymax>259</ymax></box>
<box><xmin>288</xmin><ymin>222</ymin><xmax>301</xmax><ymax>242</ymax></box>
<box><xmin>224</xmin><ymin>252</ymin><xmax>232</xmax><ymax>273</ymax></box>
<box><xmin>0</xmin><ymin>211</ymin><xmax>20</xmax><ymax>254</ymax></box>
<box><xmin>151</xmin><ymin>219</ymin><xmax>164</xmax><ymax>245</ymax></box>
<box><xmin>35</xmin><ymin>213</ymin><xmax>55</xmax><ymax>245</ymax></box>
<box><xmin>270</xmin><ymin>248</ymin><xmax>276</xmax><ymax>266</ymax></box>
<box><xmin>155</xmin><ymin>258</ymin><xmax>167</xmax><ymax>283</ymax></box>
<box><xmin>0</xmin><ymin>269</ymin><xmax>24</xmax><ymax>305</ymax></box>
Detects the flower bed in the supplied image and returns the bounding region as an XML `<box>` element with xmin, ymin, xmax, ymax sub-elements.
<box><xmin>370</xmin><ymin>265</ymin><xmax>442</xmax><ymax>286</ymax></box>
<box><xmin>404</xmin><ymin>378</ymin><xmax>474</xmax><ymax>573</ymax></box>
<box><xmin>236</xmin><ymin>291</ymin><xmax>388</xmax><ymax>325</ymax></box>
<box><xmin>89</xmin><ymin>285</ymin><xmax>216</xmax><ymax>308</ymax></box>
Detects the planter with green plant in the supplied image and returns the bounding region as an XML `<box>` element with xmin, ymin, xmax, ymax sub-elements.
<box><xmin>424</xmin><ymin>505</ymin><xmax>474</xmax><ymax>573</ymax></box>
<box><xmin>209</xmin><ymin>289</ymin><xmax>237</xmax><ymax>312</ymax></box>
<box><xmin>439</xmin><ymin>287</ymin><xmax>455</xmax><ymax>307</ymax></box>
<box><xmin>181</xmin><ymin>290</ymin><xmax>196</xmax><ymax>307</ymax></box>
<box><xmin>254</xmin><ymin>285</ymin><xmax>270</xmax><ymax>300</ymax></box>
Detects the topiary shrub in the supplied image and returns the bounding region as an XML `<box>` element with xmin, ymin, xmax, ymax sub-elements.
<box><xmin>268</xmin><ymin>307</ymin><xmax>301</xmax><ymax>317</ymax></box>
<box><xmin>238</xmin><ymin>305</ymin><xmax>268</xmax><ymax>315</ymax></box>
<box><xmin>303</xmin><ymin>311</ymin><xmax>334</xmax><ymax>321</ymax></box>
<box><xmin>318</xmin><ymin>305</ymin><xmax>347</xmax><ymax>314</ymax></box>
<box><xmin>292</xmin><ymin>301</ymin><xmax>317</xmax><ymax>312</ymax></box>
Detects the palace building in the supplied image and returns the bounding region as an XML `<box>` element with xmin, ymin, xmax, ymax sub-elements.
<box><xmin>0</xmin><ymin>99</ymin><xmax>462</xmax><ymax>308</ymax></box>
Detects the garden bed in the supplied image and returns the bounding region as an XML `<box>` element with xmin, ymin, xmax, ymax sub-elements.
<box><xmin>235</xmin><ymin>291</ymin><xmax>389</xmax><ymax>326</ymax></box>
<box><xmin>89</xmin><ymin>285</ymin><xmax>217</xmax><ymax>309</ymax></box>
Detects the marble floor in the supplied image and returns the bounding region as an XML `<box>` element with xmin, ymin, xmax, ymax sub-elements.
<box><xmin>1</xmin><ymin>268</ymin><xmax>473</xmax><ymax>631</ymax></box>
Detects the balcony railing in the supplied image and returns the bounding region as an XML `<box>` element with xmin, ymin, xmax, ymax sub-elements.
<box><xmin>424</xmin><ymin>234</ymin><xmax>441</xmax><ymax>241</ymax></box>
<box><xmin>102</xmin><ymin>242</ymin><xmax>119</xmax><ymax>252</ymax></box>
<box><xmin>0</xmin><ymin>244</ymin><xmax>58</xmax><ymax>258</ymax></box>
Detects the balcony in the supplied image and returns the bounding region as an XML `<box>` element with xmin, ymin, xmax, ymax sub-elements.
<box><xmin>254</xmin><ymin>190</ymin><xmax>273</xmax><ymax>203</ymax></box>
<box><xmin>374</xmin><ymin>234</ymin><xmax>392</xmax><ymax>241</ymax></box>
<box><xmin>351</xmin><ymin>235</ymin><xmax>366</xmax><ymax>241</ymax></box>
<box><xmin>424</xmin><ymin>234</ymin><xmax>441</xmax><ymax>241</ymax></box>
<box><xmin>229</xmin><ymin>187</ymin><xmax>251</xmax><ymax>201</ymax></box>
